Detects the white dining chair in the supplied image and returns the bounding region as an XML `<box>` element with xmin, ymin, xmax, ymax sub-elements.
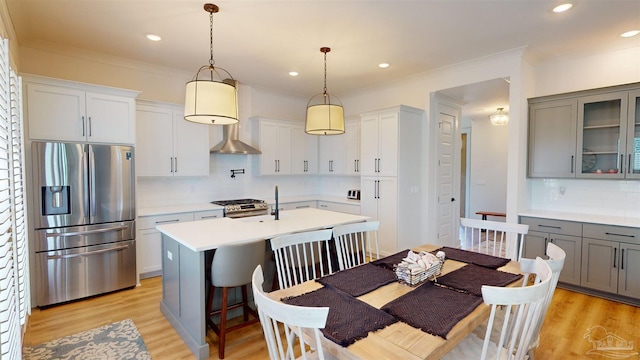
<box><xmin>460</xmin><ymin>217</ymin><xmax>529</xmax><ymax>260</ymax></box>
<box><xmin>332</xmin><ymin>221</ymin><xmax>380</xmax><ymax>271</ymax></box>
<box><xmin>443</xmin><ymin>257</ymin><xmax>553</xmax><ymax>360</ymax></box>
<box><xmin>520</xmin><ymin>242</ymin><xmax>566</xmax><ymax>358</ymax></box>
<box><xmin>271</xmin><ymin>229</ymin><xmax>336</xmax><ymax>290</ymax></box>
<box><xmin>252</xmin><ymin>265</ymin><xmax>337</xmax><ymax>360</ymax></box>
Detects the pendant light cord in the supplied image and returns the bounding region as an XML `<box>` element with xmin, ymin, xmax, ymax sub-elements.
<box><xmin>323</xmin><ymin>51</ymin><xmax>328</xmax><ymax>96</ymax></box>
<box><xmin>209</xmin><ymin>10</ymin><xmax>215</xmax><ymax>67</ymax></box>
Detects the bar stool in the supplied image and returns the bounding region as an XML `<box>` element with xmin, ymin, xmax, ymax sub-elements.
<box><xmin>206</xmin><ymin>239</ymin><xmax>265</xmax><ymax>359</ymax></box>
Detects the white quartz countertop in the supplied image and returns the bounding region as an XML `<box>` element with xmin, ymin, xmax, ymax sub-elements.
<box><xmin>156</xmin><ymin>208</ymin><xmax>369</xmax><ymax>252</ymax></box>
<box><xmin>137</xmin><ymin>195</ymin><xmax>359</xmax><ymax>217</ymax></box>
<box><xmin>519</xmin><ymin>210</ymin><xmax>640</xmax><ymax>228</ymax></box>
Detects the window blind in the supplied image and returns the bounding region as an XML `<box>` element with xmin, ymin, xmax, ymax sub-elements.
<box><xmin>0</xmin><ymin>36</ymin><xmax>23</xmax><ymax>360</ymax></box>
<box><xmin>10</xmin><ymin>68</ymin><xmax>28</xmax><ymax>328</ymax></box>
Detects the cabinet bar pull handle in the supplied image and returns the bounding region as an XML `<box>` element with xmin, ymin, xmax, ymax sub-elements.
<box><xmin>619</xmin><ymin>154</ymin><xmax>624</xmax><ymax>173</ymax></box>
<box><xmin>538</xmin><ymin>224</ymin><xmax>561</xmax><ymax>229</ymax></box>
<box><xmin>570</xmin><ymin>155</ymin><xmax>574</xmax><ymax>174</ymax></box>
<box><xmin>621</xmin><ymin>249</ymin><xmax>625</xmax><ymax>270</ymax></box>
<box><xmin>174</xmin><ymin>157</ymin><xmax>177</xmax><ymax>173</ymax></box>
<box><xmin>156</xmin><ymin>219</ymin><xmax>180</xmax><ymax>224</ymax></box>
<box><xmin>170</xmin><ymin>157</ymin><xmax>174</xmax><ymax>173</ymax></box>
<box><xmin>614</xmin><ymin>247</ymin><xmax>617</xmax><ymax>268</ymax></box>
<box><xmin>545</xmin><ymin>237</ymin><xmax>549</xmax><ymax>256</ymax></box>
<box><xmin>82</xmin><ymin>116</ymin><xmax>86</xmax><ymax>136</ymax></box>
<box><xmin>200</xmin><ymin>215</ymin><xmax>218</xmax><ymax>219</ymax></box>
<box><xmin>605</xmin><ymin>232</ymin><xmax>635</xmax><ymax>238</ymax></box>
<box><xmin>628</xmin><ymin>154</ymin><xmax>632</xmax><ymax>174</ymax></box>
<box><xmin>88</xmin><ymin>116</ymin><xmax>92</xmax><ymax>137</ymax></box>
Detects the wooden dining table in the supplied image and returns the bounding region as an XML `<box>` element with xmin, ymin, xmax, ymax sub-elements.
<box><xmin>269</xmin><ymin>244</ymin><xmax>522</xmax><ymax>360</ymax></box>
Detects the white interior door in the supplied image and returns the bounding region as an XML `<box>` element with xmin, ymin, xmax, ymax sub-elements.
<box><xmin>434</xmin><ymin>98</ymin><xmax>461</xmax><ymax>247</ymax></box>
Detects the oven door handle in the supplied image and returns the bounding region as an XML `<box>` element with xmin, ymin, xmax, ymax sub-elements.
<box><xmin>45</xmin><ymin>225</ymin><xmax>129</xmax><ymax>238</ymax></box>
<box><xmin>46</xmin><ymin>243</ymin><xmax>130</xmax><ymax>260</ymax></box>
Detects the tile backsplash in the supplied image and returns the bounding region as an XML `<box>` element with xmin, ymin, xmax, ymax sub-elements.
<box><xmin>529</xmin><ymin>179</ymin><xmax>640</xmax><ymax>218</ymax></box>
<box><xmin>136</xmin><ymin>154</ymin><xmax>360</xmax><ymax>208</ymax></box>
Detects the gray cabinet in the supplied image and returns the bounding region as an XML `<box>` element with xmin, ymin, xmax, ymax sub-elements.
<box><xmin>520</xmin><ymin>217</ymin><xmax>582</xmax><ymax>285</ymax></box>
<box><xmin>577</xmin><ymin>91</ymin><xmax>629</xmax><ymax>178</ymax></box>
<box><xmin>528</xmin><ymin>82</ymin><xmax>640</xmax><ymax>179</ymax></box>
<box><xmin>528</xmin><ymin>99</ymin><xmax>577</xmax><ymax>178</ymax></box>
<box><xmin>581</xmin><ymin>224</ymin><xmax>640</xmax><ymax>298</ymax></box>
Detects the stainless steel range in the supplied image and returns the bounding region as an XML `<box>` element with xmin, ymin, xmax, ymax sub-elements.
<box><xmin>211</xmin><ymin>199</ymin><xmax>269</xmax><ymax>218</ymax></box>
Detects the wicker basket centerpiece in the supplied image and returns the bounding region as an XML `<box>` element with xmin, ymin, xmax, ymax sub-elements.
<box><xmin>394</xmin><ymin>250</ymin><xmax>445</xmax><ymax>287</ymax></box>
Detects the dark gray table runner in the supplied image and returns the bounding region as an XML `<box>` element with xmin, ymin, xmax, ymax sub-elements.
<box><xmin>317</xmin><ymin>262</ymin><xmax>397</xmax><ymax>297</ymax></box>
<box><xmin>435</xmin><ymin>263</ymin><xmax>523</xmax><ymax>296</ymax></box>
<box><xmin>381</xmin><ymin>281</ymin><xmax>484</xmax><ymax>338</ymax></box>
<box><xmin>435</xmin><ymin>246</ymin><xmax>510</xmax><ymax>269</ymax></box>
<box><xmin>282</xmin><ymin>286</ymin><xmax>398</xmax><ymax>346</ymax></box>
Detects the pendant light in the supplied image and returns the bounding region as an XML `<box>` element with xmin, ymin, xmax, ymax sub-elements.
<box><xmin>305</xmin><ymin>47</ymin><xmax>345</xmax><ymax>135</ymax></box>
<box><xmin>489</xmin><ymin>107</ymin><xmax>509</xmax><ymax>126</ymax></box>
<box><xmin>184</xmin><ymin>3</ymin><xmax>238</xmax><ymax>125</ymax></box>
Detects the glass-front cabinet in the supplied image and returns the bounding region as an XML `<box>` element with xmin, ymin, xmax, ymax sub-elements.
<box><xmin>627</xmin><ymin>90</ymin><xmax>640</xmax><ymax>179</ymax></box>
<box><xmin>577</xmin><ymin>91</ymin><xmax>633</xmax><ymax>179</ymax></box>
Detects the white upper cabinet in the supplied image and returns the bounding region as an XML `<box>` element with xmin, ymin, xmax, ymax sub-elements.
<box><xmin>25</xmin><ymin>76</ymin><xmax>138</xmax><ymax>144</ymax></box>
<box><xmin>291</xmin><ymin>124</ymin><xmax>318</xmax><ymax>174</ymax></box>
<box><xmin>318</xmin><ymin>133</ymin><xmax>345</xmax><ymax>175</ymax></box>
<box><xmin>361</xmin><ymin>111</ymin><xmax>399</xmax><ymax>177</ymax></box>
<box><xmin>344</xmin><ymin>121</ymin><xmax>361</xmax><ymax>175</ymax></box>
<box><xmin>317</xmin><ymin>119</ymin><xmax>359</xmax><ymax>176</ymax></box>
<box><xmin>257</xmin><ymin>118</ymin><xmax>293</xmax><ymax>175</ymax></box>
<box><xmin>136</xmin><ymin>101</ymin><xmax>209</xmax><ymax>177</ymax></box>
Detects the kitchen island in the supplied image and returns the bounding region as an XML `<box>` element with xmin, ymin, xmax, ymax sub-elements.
<box><xmin>156</xmin><ymin>208</ymin><xmax>369</xmax><ymax>360</ymax></box>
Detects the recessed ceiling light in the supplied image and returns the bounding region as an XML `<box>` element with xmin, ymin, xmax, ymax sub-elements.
<box><xmin>378</xmin><ymin>63</ymin><xmax>390</xmax><ymax>69</ymax></box>
<box><xmin>146</xmin><ymin>34</ymin><xmax>162</xmax><ymax>41</ymax></box>
<box><xmin>621</xmin><ymin>30</ymin><xmax>640</xmax><ymax>38</ymax></box>
<box><xmin>288</xmin><ymin>71</ymin><xmax>299</xmax><ymax>76</ymax></box>
<box><xmin>553</xmin><ymin>3</ymin><xmax>573</xmax><ymax>13</ymax></box>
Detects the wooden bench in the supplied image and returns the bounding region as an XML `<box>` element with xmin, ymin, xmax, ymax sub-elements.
<box><xmin>476</xmin><ymin>211</ymin><xmax>506</xmax><ymax>221</ymax></box>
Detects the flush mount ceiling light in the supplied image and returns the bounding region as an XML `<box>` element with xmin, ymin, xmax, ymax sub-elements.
<box><xmin>553</xmin><ymin>3</ymin><xmax>573</xmax><ymax>13</ymax></box>
<box><xmin>621</xmin><ymin>30</ymin><xmax>640</xmax><ymax>38</ymax></box>
<box><xmin>305</xmin><ymin>47</ymin><xmax>345</xmax><ymax>135</ymax></box>
<box><xmin>184</xmin><ymin>3</ymin><xmax>238</xmax><ymax>125</ymax></box>
<box><xmin>489</xmin><ymin>107</ymin><xmax>509</xmax><ymax>126</ymax></box>
<box><xmin>146</xmin><ymin>34</ymin><xmax>162</xmax><ymax>41</ymax></box>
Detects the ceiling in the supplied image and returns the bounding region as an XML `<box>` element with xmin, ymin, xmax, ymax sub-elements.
<box><xmin>5</xmin><ymin>0</ymin><xmax>640</xmax><ymax>105</ymax></box>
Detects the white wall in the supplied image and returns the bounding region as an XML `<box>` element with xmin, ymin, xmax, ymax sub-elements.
<box><xmin>467</xmin><ymin>117</ymin><xmax>508</xmax><ymax>219</ymax></box>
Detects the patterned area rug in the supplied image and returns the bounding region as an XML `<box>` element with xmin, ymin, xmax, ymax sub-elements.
<box><xmin>23</xmin><ymin>319</ymin><xmax>151</xmax><ymax>360</ymax></box>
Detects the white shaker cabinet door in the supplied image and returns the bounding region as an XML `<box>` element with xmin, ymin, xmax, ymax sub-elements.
<box><xmin>377</xmin><ymin>112</ymin><xmax>399</xmax><ymax>177</ymax></box>
<box><xmin>173</xmin><ymin>111</ymin><xmax>210</xmax><ymax>177</ymax></box>
<box><xmin>377</xmin><ymin>177</ymin><xmax>398</xmax><ymax>255</ymax></box>
<box><xmin>360</xmin><ymin>115</ymin><xmax>378</xmax><ymax>176</ymax></box>
<box><xmin>85</xmin><ymin>92</ymin><xmax>136</xmax><ymax>144</ymax></box>
<box><xmin>344</xmin><ymin>121</ymin><xmax>360</xmax><ymax>175</ymax></box>
<box><xmin>136</xmin><ymin>105</ymin><xmax>174</xmax><ymax>176</ymax></box>
<box><xmin>27</xmin><ymin>83</ymin><xmax>86</xmax><ymax>141</ymax></box>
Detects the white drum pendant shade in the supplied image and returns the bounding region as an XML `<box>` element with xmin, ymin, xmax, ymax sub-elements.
<box><xmin>305</xmin><ymin>103</ymin><xmax>345</xmax><ymax>135</ymax></box>
<box><xmin>184</xmin><ymin>79</ymin><xmax>238</xmax><ymax>125</ymax></box>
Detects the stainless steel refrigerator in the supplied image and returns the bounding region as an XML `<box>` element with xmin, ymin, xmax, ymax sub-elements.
<box><xmin>31</xmin><ymin>141</ymin><xmax>136</xmax><ymax>307</ymax></box>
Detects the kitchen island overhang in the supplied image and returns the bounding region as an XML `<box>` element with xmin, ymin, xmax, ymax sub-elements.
<box><xmin>156</xmin><ymin>208</ymin><xmax>369</xmax><ymax>360</ymax></box>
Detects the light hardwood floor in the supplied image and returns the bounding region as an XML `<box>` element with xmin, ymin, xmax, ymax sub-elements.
<box><xmin>23</xmin><ymin>276</ymin><xmax>640</xmax><ymax>359</ymax></box>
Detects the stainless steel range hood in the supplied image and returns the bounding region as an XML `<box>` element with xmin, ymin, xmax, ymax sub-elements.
<box><xmin>210</xmin><ymin>123</ymin><xmax>261</xmax><ymax>154</ymax></box>
<box><xmin>210</xmin><ymin>78</ymin><xmax>261</xmax><ymax>154</ymax></box>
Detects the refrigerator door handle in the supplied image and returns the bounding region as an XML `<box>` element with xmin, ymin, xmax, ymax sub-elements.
<box><xmin>45</xmin><ymin>243</ymin><xmax>130</xmax><ymax>260</ymax></box>
<box><xmin>88</xmin><ymin>145</ymin><xmax>96</xmax><ymax>222</ymax></box>
<box><xmin>45</xmin><ymin>225</ymin><xmax>129</xmax><ymax>238</ymax></box>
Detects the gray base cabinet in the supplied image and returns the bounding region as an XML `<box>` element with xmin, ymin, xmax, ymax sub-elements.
<box><xmin>520</xmin><ymin>217</ymin><xmax>582</xmax><ymax>286</ymax></box>
<box><xmin>522</xmin><ymin>216</ymin><xmax>640</xmax><ymax>302</ymax></box>
<box><xmin>581</xmin><ymin>224</ymin><xmax>640</xmax><ymax>299</ymax></box>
